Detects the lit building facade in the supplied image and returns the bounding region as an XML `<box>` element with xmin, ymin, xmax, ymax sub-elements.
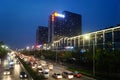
<box><xmin>36</xmin><ymin>26</ymin><xmax>48</xmax><ymax>45</ymax></box>
<box><xmin>62</xmin><ymin>11</ymin><xmax>82</xmax><ymax>37</ymax></box>
<box><xmin>48</xmin><ymin>11</ymin><xmax>82</xmax><ymax>44</ymax></box>
<box><xmin>53</xmin><ymin>26</ymin><xmax>120</xmax><ymax>50</ymax></box>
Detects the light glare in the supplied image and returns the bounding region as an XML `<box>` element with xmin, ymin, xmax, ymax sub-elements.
<box><xmin>54</xmin><ymin>12</ymin><xmax>65</xmax><ymax>18</ymax></box>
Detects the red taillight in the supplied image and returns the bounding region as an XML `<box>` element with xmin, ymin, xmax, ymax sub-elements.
<box><xmin>77</xmin><ymin>74</ymin><xmax>82</xmax><ymax>77</ymax></box>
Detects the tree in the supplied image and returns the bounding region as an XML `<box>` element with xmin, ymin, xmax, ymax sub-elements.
<box><xmin>0</xmin><ymin>47</ymin><xmax>8</xmax><ymax>58</ymax></box>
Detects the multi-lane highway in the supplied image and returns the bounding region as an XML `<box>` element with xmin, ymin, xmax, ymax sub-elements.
<box><xmin>0</xmin><ymin>52</ymin><xmax>96</xmax><ymax>80</ymax></box>
<box><xmin>24</xmin><ymin>53</ymin><xmax>96</xmax><ymax>80</ymax></box>
<box><xmin>0</xmin><ymin>55</ymin><xmax>32</xmax><ymax>80</ymax></box>
<box><xmin>46</xmin><ymin>60</ymin><xmax>96</xmax><ymax>80</ymax></box>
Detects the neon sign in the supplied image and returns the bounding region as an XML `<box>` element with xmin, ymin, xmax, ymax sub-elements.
<box><xmin>54</xmin><ymin>12</ymin><xmax>65</xmax><ymax>18</ymax></box>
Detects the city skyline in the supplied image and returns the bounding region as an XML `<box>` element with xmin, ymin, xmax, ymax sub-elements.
<box><xmin>0</xmin><ymin>0</ymin><xmax>120</xmax><ymax>48</ymax></box>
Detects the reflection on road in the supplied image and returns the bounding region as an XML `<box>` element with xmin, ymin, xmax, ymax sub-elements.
<box><xmin>0</xmin><ymin>56</ymin><xmax>27</xmax><ymax>80</ymax></box>
<box><xmin>2</xmin><ymin>76</ymin><xmax>12</xmax><ymax>80</ymax></box>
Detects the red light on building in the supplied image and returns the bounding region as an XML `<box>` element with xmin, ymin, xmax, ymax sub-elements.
<box><xmin>52</xmin><ymin>14</ymin><xmax>54</xmax><ymax>22</ymax></box>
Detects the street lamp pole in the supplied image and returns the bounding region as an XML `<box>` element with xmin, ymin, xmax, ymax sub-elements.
<box><xmin>93</xmin><ymin>40</ymin><xmax>95</xmax><ymax>76</ymax></box>
<box><xmin>55</xmin><ymin>47</ymin><xmax>57</xmax><ymax>63</ymax></box>
<box><xmin>84</xmin><ymin>34</ymin><xmax>95</xmax><ymax>76</ymax></box>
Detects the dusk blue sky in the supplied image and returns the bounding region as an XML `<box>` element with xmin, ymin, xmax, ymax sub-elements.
<box><xmin>0</xmin><ymin>0</ymin><xmax>120</xmax><ymax>49</ymax></box>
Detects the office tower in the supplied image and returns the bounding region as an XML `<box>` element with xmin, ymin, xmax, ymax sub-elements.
<box><xmin>48</xmin><ymin>11</ymin><xmax>82</xmax><ymax>43</ymax></box>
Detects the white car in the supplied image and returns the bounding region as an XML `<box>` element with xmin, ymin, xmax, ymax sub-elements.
<box><xmin>48</xmin><ymin>64</ymin><xmax>53</xmax><ymax>70</ymax></box>
<box><xmin>37</xmin><ymin>65</ymin><xmax>42</xmax><ymax>69</ymax></box>
<box><xmin>32</xmin><ymin>65</ymin><xmax>36</xmax><ymax>69</ymax></box>
<box><xmin>52</xmin><ymin>73</ymin><xmax>63</xmax><ymax>79</ymax></box>
<box><xmin>42</xmin><ymin>72</ymin><xmax>49</xmax><ymax>78</ymax></box>
<box><xmin>62</xmin><ymin>72</ymin><xmax>74</xmax><ymax>79</ymax></box>
<box><xmin>37</xmin><ymin>68</ymin><xmax>43</xmax><ymax>73</ymax></box>
<box><xmin>3</xmin><ymin>69</ymin><xmax>11</xmax><ymax>75</ymax></box>
<box><xmin>41</xmin><ymin>62</ymin><xmax>46</xmax><ymax>67</ymax></box>
<box><xmin>40</xmin><ymin>61</ymin><xmax>46</xmax><ymax>66</ymax></box>
<box><xmin>42</xmin><ymin>67</ymin><xmax>50</xmax><ymax>72</ymax></box>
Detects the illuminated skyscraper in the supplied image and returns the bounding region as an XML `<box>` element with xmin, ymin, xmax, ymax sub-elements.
<box><xmin>48</xmin><ymin>11</ymin><xmax>82</xmax><ymax>43</ymax></box>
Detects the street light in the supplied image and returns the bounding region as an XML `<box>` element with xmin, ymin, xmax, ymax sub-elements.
<box><xmin>93</xmin><ymin>40</ymin><xmax>95</xmax><ymax>76</ymax></box>
<box><xmin>55</xmin><ymin>47</ymin><xmax>57</xmax><ymax>63</ymax></box>
<box><xmin>84</xmin><ymin>34</ymin><xmax>95</xmax><ymax>76</ymax></box>
<box><xmin>1</xmin><ymin>45</ymin><xmax>9</xmax><ymax>50</ymax></box>
<box><xmin>52</xmin><ymin>43</ymin><xmax>57</xmax><ymax>63</ymax></box>
<box><xmin>26</xmin><ymin>46</ymin><xmax>30</xmax><ymax>50</ymax></box>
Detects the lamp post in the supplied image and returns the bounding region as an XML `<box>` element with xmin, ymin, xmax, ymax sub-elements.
<box><xmin>52</xmin><ymin>43</ymin><xmax>57</xmax><ymax>63</ymax></box>
<box><xmin>84</xmin><ymin>34</ymin><xmax>95</xmax><ymax>76</ymax></box>
<box><xmin>93</xmin><ymin>40</ymin><xmax>95</xmax><ymax>76</ymax></box>
<box><xmin>55</xmin><ymin>47</ymin><xmax>57</xmax><ymax>63</ymax></box>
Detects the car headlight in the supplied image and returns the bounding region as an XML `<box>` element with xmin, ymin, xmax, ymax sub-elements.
<box><xmin>4</xmin><ymin>72</ymin><xmax>6</xmax><ymax>75</ymax></box>
<box><xmin>20</xmin><ymin>75</ymin><xmax>23</xmax><ymax>77</ymax></box>
<box><xmin>38</xmin><ymin>70</ymin><xmax>41</xmax><ymax>72</ymax></box>
<box><xmin>32</xmin><ymin>66</ymin><xmax>35</xmax><ymax>68</ymax></box>
<box><xmin>7</xmin><ymin>72</ymin><xmax>10</xmax><ymax>74</ymax></box>
<box><xmin>24</xmin><ymin>74</ymin><xmax>27</xmax><ymax>77</ymax></box>
<box><xmin>38</xmin><ymin>66</ymin><xmax>41</xmax><ymax>68</ymax></box>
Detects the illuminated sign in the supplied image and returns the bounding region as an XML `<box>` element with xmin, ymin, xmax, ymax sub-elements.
<box><xmin>54</xmin><ymin>12</ymin><xmax>65</xmax><ymax>18</ymax></box>
<box><xmin>52</xmin><ymin>12</ymin><xmax>65</xmax><ymax>22</ymax></box>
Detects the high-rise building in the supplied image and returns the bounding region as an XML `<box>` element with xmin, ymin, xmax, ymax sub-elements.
<box><xmin>36</xmin><ymin>26</ymin><xmax>48</xmax><ymax>45</ymax></box>
<box><xmin>48</xmin><ymin>11</ymin><xmax>82</xmax><ymax>43</ymax></box>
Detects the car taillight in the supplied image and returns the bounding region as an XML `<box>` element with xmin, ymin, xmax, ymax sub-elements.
<box><xmin>77</xmin><ymin>74</ymin><xmax>81</xmax><ymax>77</ymax></box>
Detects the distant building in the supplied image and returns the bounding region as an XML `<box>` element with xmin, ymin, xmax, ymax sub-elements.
<box><xmin>36</xmin><ymin>26</ymin><xmax>48</xmax><ymax>45</ymax></box>
<box><xmin>48</xmin><ymin>11</ymin><xmax>82</xmax><ymax>43</ymax></box>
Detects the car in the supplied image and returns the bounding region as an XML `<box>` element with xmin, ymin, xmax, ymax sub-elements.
<box><xmin>32</xmin><ymin>65</ymin><xmax>36</xmax><ymax>69</ymax></box>
<box><xmin>40</xmin><ymin>61</ymin><xmax>46</xmax><ymax>66</ymax></box>
<box><xmin>3</xmin><ymin>69</ymin><xmax>11</xmax><ymax>75</ymax></box>
<box><xmin>62</xmin><ymin>71</ymin><xmax>74</xmax><ymax>79</ymax></box>
<box><xmin>48</xmin><ymin>64</ymin><xmax>53</xmax><ymax>70</ymax></box>
<box><xmin>19</xmin><ymin>71</ymin><xmax>28</xmax><ymax>79</ymax></box>
<box><xmin>42</xmin><ymin>67</ymin><xmax>50</xmax><ymax>72</ymax></box>
<box><xmin>37</xmin><ymin>64</ymin><xmax>42</xmax><ymax>69</ymax></box>
<box><xmin>42</xmin><ymin>72</ymin><xmax>49</xmax><ymax>79</ymax></box>
<box><xmin>37</xmin><ymin>68</ymin><xmax>43</xmax><ymax>73</ymax></box>
<box><xmin>52</xmin><ymin>73</ymin><xmax>63</xmax><ymax>79</ymax></box>
<box><xmin>73</xmin><ymin>71</ymin><xmax>82</xmax><ymax>78</ymax></box>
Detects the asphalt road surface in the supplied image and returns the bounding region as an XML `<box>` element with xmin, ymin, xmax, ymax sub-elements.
<box><xmin>46</xmin><ymin>60</ymin><xmax>96</xmax><ymax>80</ymax></box>
<box><xmin>0</xmin><ymin>56</ymin><xmax>32</xmax><ymax>80</ymax></box>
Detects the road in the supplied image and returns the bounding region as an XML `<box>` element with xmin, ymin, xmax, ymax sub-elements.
<box><xmin>0</xmin><ymin>56</ymin><xmax>32</xmax><ymax>80</ymax></box>
<box><xmin>46</xmin><ymin>60</ymin><xmax>96</xmax><ymax>80</ymax></box>
<box><xmin>30</xmin><ymin>58</ymin><xmax>96</xmax><ymax>80</ymax></box>
<box><xmin>32</xmin><ymin>58</ymin><xmax>96</xmax><ymax>80</ymax></box>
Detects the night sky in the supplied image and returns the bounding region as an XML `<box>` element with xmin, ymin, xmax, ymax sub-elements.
<box><xmin>0</xmin><ymin>0</ymin><xmax>120</xmax><ymax>49</ymax></box>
